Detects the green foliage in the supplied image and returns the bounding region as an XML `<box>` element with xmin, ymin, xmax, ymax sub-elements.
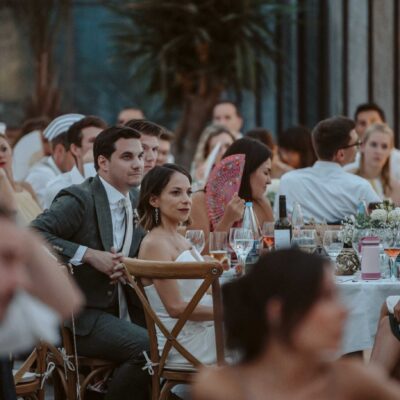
<box><xmin>106</xmin><ymin>0</ymin><xmax>296</xmax><ymax>106</ymax></box>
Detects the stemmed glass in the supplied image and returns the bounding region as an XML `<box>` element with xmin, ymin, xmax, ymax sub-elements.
<box><xmin>231</xmin><ymin>228</ymin><xmax>254</xmax><ymax>274</ymax></box>
<box><xmin>185</xmin><ymin>230</ymin><xmax>205</xmax><ymax>254</ymax></box>
<box><xmin>382</xmin><ymin>229</ymin><xmax>400</xmax><ymax>281</ymax></box>
<box><xmin>292</xmin><ymin>229</ymin><xmax>317</xmax><ymax>253</ymax></box>
<box><xmin>261</xmin><ymin>222</ymin><xmax>275</xmax><ymax>251</ymax></box>
<box><xmin>209</xmin><ymin>231</ymin><xmax>228</xmax><ymax>263</ymax></box>
<box><xmin>323</xmin><ymin>230</ymin><xmax>343</xmax><ymax>262</ymax></box>
<box><xmin>291</xmin><ymin>202</ymin><xmax>304</xmax><ymax>234</ymax></box>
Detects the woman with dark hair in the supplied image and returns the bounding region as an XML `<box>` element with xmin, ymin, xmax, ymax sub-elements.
<box><xmin>193</xmin><ymin>249</ymin><xmax>400</xmax><ymax>400</ymax></box>
<box><xmin>137</xmin><ymin>163</ymin><xmax>218</xmax><ymax>365</ymax></box>
<box><xmin>278</xmin><ymin>125</ymin><xmax>317</xmax><ymax>169</ymax></box>
<box><xmin>190</xmin><ymin>138</ymin><xmax>273</xmax><ymax>247</ymax></box>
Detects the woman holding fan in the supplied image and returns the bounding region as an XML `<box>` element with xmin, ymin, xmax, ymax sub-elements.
<box><xmin>189</xmin><ymin>138</ymin><xmax>273</xmax><ymax>250</ymax></box>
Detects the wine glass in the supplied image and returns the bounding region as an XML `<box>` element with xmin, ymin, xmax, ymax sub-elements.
<box><xmin>323</xmin><ymin>230</ymin><xmax>343</xmax><ymax>262</ymax></box>
<box><xmin>185</xmin><ymin>230</ymin><xmax>205</xmax><ymax>254</ymax></box>
<box><xmin>232</xmin><ymin>228</ymin><xmax>254</xmax><ymax>274</ymax></box>
<box><xmin>261</xmin><ymin>222</ymin><xmax>275</xmax><ymax>251</ymax></box>
<box><xmin>291</xmin><ymin>202</ymin><xmax>304</xmax><ymax>234</ymax></box>
<box><xmin>382</xmin><ymin>229</ymin><xmax>400</xmax><ymax>281</ymax></box>
<box><xmin>292</xmin><ymin>229</ymin><xmax>317</xmax><ymax>253</ymax></box>
<box><xmin>209</xmin><ymin>231</ymin><xmax>228</xmax><ymax>263</ymax></box>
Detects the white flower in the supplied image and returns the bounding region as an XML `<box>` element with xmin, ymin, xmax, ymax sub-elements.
<box><xmin>388</xmin><ymin>208</ymin><xmax>400</xmax><ymax>223</ymax></box>
<box><xmin>370</xmin><ymin>209</ymin><xmax>388</xmax><ymax>222</ymax></box>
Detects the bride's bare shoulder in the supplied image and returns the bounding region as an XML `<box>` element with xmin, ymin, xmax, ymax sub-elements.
<box><xmin>138</xmin><ymin>231</ymin><xmax>173</xmax><ymax>260</ymax></box>
<box><xmin>192</xmin><ymin>366</ymin><xmax>243</xmax><ymax>400</ymax></box>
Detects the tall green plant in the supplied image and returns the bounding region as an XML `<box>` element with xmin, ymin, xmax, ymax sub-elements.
<box><xmin>2</xmin><ymin>0</ymin><xmax>70</xmax><ymax>119</ymax></box>
<box><xmin>107</xmin><ymin>0</ymin><xmax>295</xmax><ymax>165</ymax></box>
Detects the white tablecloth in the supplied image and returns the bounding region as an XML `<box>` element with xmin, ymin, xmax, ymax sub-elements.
<box><xmin>337</xmin><ymin>277</ymin><xmax>400</xmax><ymax>354</ymax></box>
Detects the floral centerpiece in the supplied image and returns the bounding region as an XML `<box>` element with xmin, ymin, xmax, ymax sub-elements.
<box><xmin>337</xmin><ymin>202</ymin><xmax>400</xmax><ymax>275</ymax></box>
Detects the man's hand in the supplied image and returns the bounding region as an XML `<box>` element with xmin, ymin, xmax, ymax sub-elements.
<box><xmin>83</xmin><ymin>248</ymin><xmax>123</xmax><ymax>277</ymax></box>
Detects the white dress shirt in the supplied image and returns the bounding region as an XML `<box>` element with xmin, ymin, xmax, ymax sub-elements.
<box><xmin>43</xmin><ymin>163</ymin><xmax>96</xmax><ymax>209</ymax></box>
<box><xmin>25</xmin><ymin>156</ymin><xmax>61</xmax><ymax>208</ymax></box>
<box><xmin>344</xmin><ymin>148</ymin><xmax>400</xmax><ymax>180</ymax></box>
<box><xmin>274</xmin><ymin>161</ymin><xmax>381</xmax><ymax>223</ymax></box>
<box><xmin>70</xmin><ymin>176</ymin><xmax>130</xmax><ymax>265</ymax></box>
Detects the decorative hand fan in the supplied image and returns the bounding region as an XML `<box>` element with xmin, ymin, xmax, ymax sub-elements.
<box><xmin>205</xmin><ymin>154</ymin><xmax>246</xmax><ymax>231</ymax></box>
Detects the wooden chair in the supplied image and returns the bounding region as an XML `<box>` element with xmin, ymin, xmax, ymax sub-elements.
<box><xmin>48</xmin><ymin>326</ymin><xmax>117</xmax><ymax>400</ymax></box>
<box><xmin>123</xmin><ymin>258</ymin><xmax>225</xmax><ymax>400</ymax></box>
<box><xmin>14</xmin><ymin>342</ymin><xmax>47</xmax><ymax>400</ymax></box>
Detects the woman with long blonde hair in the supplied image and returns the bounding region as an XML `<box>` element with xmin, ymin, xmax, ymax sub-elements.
<box><xmin>353</xmin><ymin>123</ymin><xmax>400</xmax><ymax>204</ymax></box>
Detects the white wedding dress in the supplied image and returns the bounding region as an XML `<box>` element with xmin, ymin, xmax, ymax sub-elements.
<box><xmin>144</xmin><ymin>248</ymin><xmax>217</xmax><ymax>367</ymax></box>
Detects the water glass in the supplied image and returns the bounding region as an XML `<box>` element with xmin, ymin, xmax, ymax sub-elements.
<box><xmin>232</xmin><ymin>229</ymin><xmax>254</xmax><ymax>273</ymax></box>
<box><xmin>292</xmin><ymin>229</ymin><xmax>317</xmax><ymax>253</ymax></box>
<box><xmin>323</xmin><ymin>230</ymin><xmax>343</xmax><ymax>261</ymax></box>
<box><xmin>185</xmin><ymin>230</ymin><xmax>205</xmax><ymax>254</ymax></box>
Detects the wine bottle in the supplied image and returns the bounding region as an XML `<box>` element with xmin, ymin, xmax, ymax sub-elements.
<box><xmin>274</xmin><ymin>195</ymin><xmax>292</xmax><ymax>249</ymax></box>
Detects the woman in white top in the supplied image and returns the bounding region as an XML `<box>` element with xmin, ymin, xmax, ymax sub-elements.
<box><xmin>137</xmin><ymin>164</ymin><xmax>217</xmax><ymax>365</ymax></box>
<box><xmin>352</xmin><ymin>123</ymin><xmax>400</xmax><ymax>204</ymax></box>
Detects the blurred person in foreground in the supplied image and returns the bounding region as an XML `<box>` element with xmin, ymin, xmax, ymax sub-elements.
<box><xmin>276</xmin><ymin>116</ymin><xmax>380</xmax><ymax>223</ymax></box>
<box><xmin>350</xmin><ymin>123</ymin><xmax>400</xmax><ymax>204</ymax></box>
<box><xmin>193</xmin><ymin>249</ymin><xmax>400</xmax><ymax>400</ymax></box>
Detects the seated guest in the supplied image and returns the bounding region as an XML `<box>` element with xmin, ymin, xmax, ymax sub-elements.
<box><xmin>193</xmin><ymin>250</ymin><xmax>400</xmax><ymax>400</ymax></box>
<box><xmin>275</xmin><ymin>116</ymin><xmax>380</xmax><ymax>223</ymax></box>
<box><xmin>31</xmin><ymin>127</ymin><xmax>150</xmax><ymax>400</ymax></box>
<box><xmin>0</xmin><ymin>133</ymin><xmax>41</xmax><ymax>225</ymax></box>
<box><xmin>25</xmin><ymin>114</ymin><xmax>83</xmax><ymax>207</ymax></box>
<box><xmin>138</xmin><ymin>164</ymin><xmax>217</xmax><ymax>365</ymax></box>
<box><xmin>190</xmin><ymin>138</ymin><xmax>273</xmax><ymax>247</ymax></box>
<box><xmin>371</xmin><ymin>296</ymin><xmax>400</xmax><ymax>377</ymax></box>
<box><xmin>246</xmin><ymin>127</ymin><xmax>293</xmax><ymax>179</ymax></box>
<box><xmin>43</xmin><ymin>116</ymin><xmax>107</xmax><ymax>208</ymax></box>
<box><xmin>125</xmin><ymin>119</ymin><xmax>165</xmax><ymax>175</ymax></box>
<box><xmin>117</xmin><ymin>107</ymin><xmax>145</xmax><ymax>124</ymax></box>
<box><xmin>192</xmin><ymin>125</ymin><xmax>235</xmax><ymax>187</ymax></box>
<box><xmin>156</xmin><ymin>130</ymin><xmax>175</xmax><ymax>166</ymax></box>
<box><xmin>350</xmin><ymin>123</ymin><xmax>400</xmax><ymax>204</ymax></box>
<box><xmin>278</xmin><ymin>125</ymin><xmax>317</xmax><ymax>169</ymax></box>
<box><xmin>212</xmin><ymin>101</ymin><xmax>243</xmax><ymax>139</ymax></box>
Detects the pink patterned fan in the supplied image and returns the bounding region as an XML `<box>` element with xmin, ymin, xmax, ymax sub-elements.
<box><xmin>205</xmin><ymin>154</ymin><xmax>246</xmax><ymax>231</ymax></box>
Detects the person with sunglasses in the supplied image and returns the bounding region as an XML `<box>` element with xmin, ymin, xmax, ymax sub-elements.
<box><xmin>274</xmin><ymin>116</ymin><xmax>380</xmax><ymax>224</ymax></box>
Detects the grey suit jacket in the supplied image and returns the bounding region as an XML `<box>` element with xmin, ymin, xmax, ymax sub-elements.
<box><xmin>31</xmin><ymin>175</ymin><xmax>145</xmax><ymax>335</ymax></box>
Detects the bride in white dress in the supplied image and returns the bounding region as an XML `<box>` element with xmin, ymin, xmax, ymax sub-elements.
<box><xmin>137</xmin><ymin>164</ymin><xmax>217</xmax><ymax>366</ymax></box>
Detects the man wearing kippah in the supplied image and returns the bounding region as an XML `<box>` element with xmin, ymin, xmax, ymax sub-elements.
<box><xmin>25</xmin><ymin>114</ymin><xmax>83</xmax><ymax>208</ymax></box>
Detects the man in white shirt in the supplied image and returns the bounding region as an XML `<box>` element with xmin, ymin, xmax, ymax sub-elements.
<box><xmin>43</xmin><ymin>116</ymin><xmax>107</xmax><ymax>209</ymax></box>
<box><xmin>31</xmin><ymin>126</ymin><xmax>150</xmax><ymax>400</ymax></box>
<box><xmin>344</xmin><ymin>103</ymin><xmax>400</xmax><ymax>180</ymax></box>
<box><xmin>25</xmin><ymin>114</ymin><xmax>84</xmax><ymax>207</ymax></box>
<box><xmin>212</xmin><ymin>101</ymin><xmax>243</xmax><ymax>139</ymax></box>
<box><xmin>276</xmin><ymin>116</ymin><xmax>381</xmax><ymax>223</ymax></box>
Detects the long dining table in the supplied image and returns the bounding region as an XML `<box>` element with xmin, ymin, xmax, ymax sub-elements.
<box><xmin>336</xmin><ymin>276</ymin><xmax>400</xmax><ymax>355</ymax></box>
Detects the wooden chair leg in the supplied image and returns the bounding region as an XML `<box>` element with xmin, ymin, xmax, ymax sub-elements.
<box><xmin>150</xmin><ymin>375</ymin><xmax>160</xmax><ymax>400</ymax></box>
<box><xmin>159</xmin><ymin>381</ymin><xmax>178</xmax><ymax>400</ymax></box>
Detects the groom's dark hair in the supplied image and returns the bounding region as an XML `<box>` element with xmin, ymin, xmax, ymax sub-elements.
<box><xmin>93</xmin><ymin>126</ymin><xmax>141</xmax><ymax>171</ymax></box>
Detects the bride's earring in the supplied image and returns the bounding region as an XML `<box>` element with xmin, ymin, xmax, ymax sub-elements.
<box><xmin>154</xmin><ymin>207</ymin><xmax>159</xmax><ymax>224</ymax></box>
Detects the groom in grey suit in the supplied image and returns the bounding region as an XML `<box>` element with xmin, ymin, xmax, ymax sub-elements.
<box><xmin>31</xmin><ymin>126</ymin><xmax>150</xmax><ymax>400</ymax></box>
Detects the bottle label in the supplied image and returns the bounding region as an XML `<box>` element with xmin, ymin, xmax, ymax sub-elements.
<box><xmin>274</xmin><ymin>230</ymin><xmax>291</xmax><ymax>250</ymax></box>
